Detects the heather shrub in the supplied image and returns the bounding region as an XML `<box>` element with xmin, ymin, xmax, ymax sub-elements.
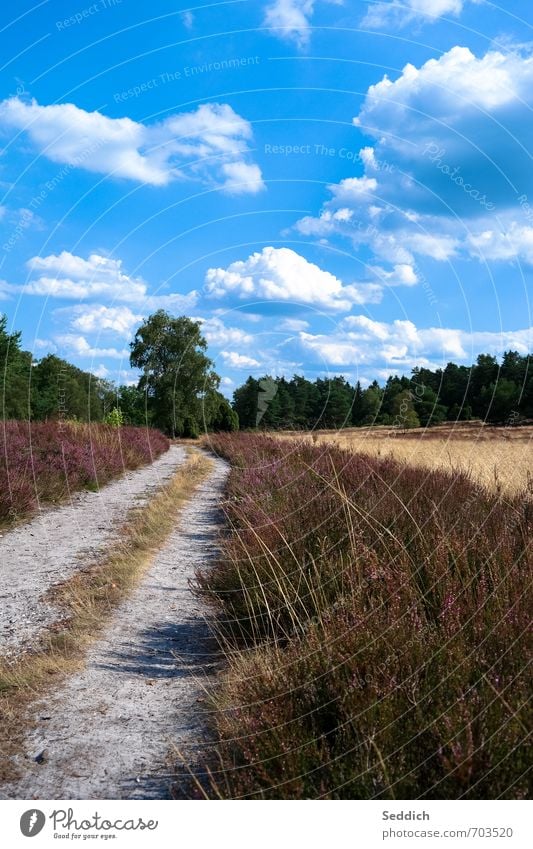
<box><xmin>0</xmin><ymin>421</ymin><xmax>169</xmax><ymax>524</ymax></box>
<box><xmin>198</xmin><ymin>433</ymin><xmax>531</xmax><ymax>799</ymax></box>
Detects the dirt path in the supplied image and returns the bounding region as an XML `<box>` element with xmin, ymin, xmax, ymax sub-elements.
<box><xmin>2</xmin><ymin>454</ymin><xmax>228</xmax><ymax>800</ymax></box>
<box><xmin>0</xmin><ymin>446</ymin><xmax>187</xmax><ymax>657</ymax></box>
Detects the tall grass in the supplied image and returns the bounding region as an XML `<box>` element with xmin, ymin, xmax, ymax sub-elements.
<box><xmin>198</xmin><ymin>433</ymin><xmax>531</xmax><ymax>799</ymax></box>
<box><xmin>0</xmin><ymin>420</ymin><xmax>169</xmax><ymax>525</ymax></box>
<box><xmin>274</xmin><ymin>424</ymin><xmax>533</xmax><ymax>496</ymax></box>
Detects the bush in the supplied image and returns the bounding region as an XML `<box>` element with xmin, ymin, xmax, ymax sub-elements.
<box><xmin>104</xmin><ymin>407</ymin><xmax>124</xmax><ymax>427</ymax></box>
<box><xmin>0</xmin><ymin>421</ymin><xmax>169</xmax><ymax>525</ymax></box>
<box><xmin>197</xmin><ymin>434</ymin><xmax>531</xmax><ymax>799</ymax></box>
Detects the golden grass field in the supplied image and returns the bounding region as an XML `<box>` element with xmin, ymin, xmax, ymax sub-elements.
<box><xmin>274</xmin><ymin>422</ymin><xmax>533</xmax><ymax>496</ymax></box>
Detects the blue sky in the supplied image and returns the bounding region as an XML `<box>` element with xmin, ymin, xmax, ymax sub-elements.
<box><xmin>0</xmin><ymin>0</ymin><xmax>531</xmax><ymax>393</ymax></box>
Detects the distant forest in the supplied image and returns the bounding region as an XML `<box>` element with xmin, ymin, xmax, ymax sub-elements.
<box><xmin>1</xmin><ymin>314</ymin><xmax>531</xmax><ymax>431</ymax></box>
<box><xmin>233</xmin><ymin>352</ymin><xmax>532</xmax><ymax>429</ymax></box>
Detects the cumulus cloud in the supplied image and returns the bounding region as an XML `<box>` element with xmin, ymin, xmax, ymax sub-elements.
<box><xmin>220</xmin><ymin>350</ymin><xmax>261</xmax><ymax>368</ymax></box>
<box><xmin>58</xmin><ymin>304</ymin><xmax>144</xmax><ymax>337</ymax></box>
<box><xmin>194</xmin><ymin>315</ymin><xmax>254</xmax><ymax>347</ymax></box>
<box><xmin>467</xmin><ymin>223</ymin><xmax>533</xmax><ymax>264</ymax></box>
<box><xmin>354</xmin><ymin>46</ymin><xmax>533</xmax><ymax>210</ymax></box>
<box><xmin>264</xmin><ymin>0</ymin><xmax>343</xmax><ymax>47</ymax></box>
<box><xmin>92</xmin><ymin>364</ymin><xmax>111</xmax><ymax>378</ymax></box>
<box><xmin>0</xmin><ymin>97</ymin><xmax>264</xmax><ymax>193</ymax></box>
<box><xmin>279</xmin><ymin>318</ymin><xmax>310</xmax><ymax>331</ymax></box>
<box><xmin>369</xmin><ymin>264</ymin><xmax>419</xmax><ymax>286</ymax></box>
<box><xmin>205</xmin><ymin>246</ymin><xmax>383</xmax><ymax>311</ymax></box>
<box><xmin>21</xmin><ymin>251</ymin><xmax>198</xmax><ymax>310</ymax></box>
<box><xmin>298</xmin><ymin>315</ymin><xmax>533</xmax><ymax>370</ymax></box>
<box><xmin>54</xmin><ymin>334</ymin><xmax>129</xmax><ymax>360</ymax></box>
<box><xmin>361</xmin><ymin>0</ymin><xmax>479</xmax><ymax>29</ymax></box>
<box><xmin>295</xmin><ymin>46</ymin><xmax>533</xmax><ymax>273</ymax></box>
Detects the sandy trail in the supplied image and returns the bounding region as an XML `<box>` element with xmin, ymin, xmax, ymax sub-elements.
<box><xmin>3</xmin><ymin>454</ymin><xmax>228</xmax><ymax>800</ymax></box>
<box><xmin>0</xmin><ymin>446</ymin><xmax>186</xmax><ymax>658</ymax></box>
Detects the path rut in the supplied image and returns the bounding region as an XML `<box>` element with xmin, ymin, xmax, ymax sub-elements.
<box><xmin>0</xmin><ymin>445</ymin><xmax>186</xmax><ymax>657</ymax></box>
<box><xmin>2</xmin><ymin>454</ymin><xmax>228</xmax><ymax>800</ymax></box>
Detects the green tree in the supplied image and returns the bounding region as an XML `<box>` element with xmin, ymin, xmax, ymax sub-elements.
<box><xmin>104</xmin><ymin>407</ymin><xmax>124</xmax><ymax>427</ymax></box>
<box><xmin>439</xmin><ymin>362</ymin><xmax>471</xmax><ymax>419</ymax></box>
<box><xmin>361</xmin><ymin>381</ymin><xmax>383</xmax><ymax>425</ymax></box>
<box><xmin>130</xmin><ymin>311</ymin><xmax>219</xmax><ymax>437</ymax></box>
<box><xmin>31</xmin><ymin>354</ymin><xmax>105</xmax><ymax>421</ymax></box>
<box><xmin>412</xmin><ymin>382</ymin><xmax>447</xmax><ymax>427</ymax></box>
<box><xmin>484</xmin><ymin>378</ymin><xmax>520</xmax><ymax>424</ymax></box>
<box><xmin>470</xmin><ymin>354</ymin><xmax>499</xmax><ymax>417</ymax></box>
<box><xmin>0</xmin><ymin>315</ymin><xmax>32</xmax><ymax>419</ymax></box>
<box><xmin>351</xmin><ymin>380</ymin><xmax>365</xmax><ymax>426</ymax></box>
<box><xmin>208</xmin><ymin>392</ymin><xmax>239</xmax><ymax>432</ymax></box>
<box><xmin>116</xmin><ymin>385</ymin><xmax>148</xmax><ymax>426</ymax></box>
<box><xmin>391</xmin><ymin>390</ymin><xmax>420</xmax><ymax>429</ymax></box>
<box><xmin>232</xmin><ymin>376</ymin><xmax>262</xmax><ymax>429</ymax></box>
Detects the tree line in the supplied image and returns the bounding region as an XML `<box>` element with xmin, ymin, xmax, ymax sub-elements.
<box><xmin>233</xmin><ymin>351</ymin><xmax>532</xmax><ymax>430</ymax></box>
<box><xmin>2</xmin><ymin>311</ymin><xmax>531</xmax><ymax>434</ymax></box>
<box><xmin>0</xmin><ymin>311</ymin><xmax>237</xmax><ymax>436</ymax></box>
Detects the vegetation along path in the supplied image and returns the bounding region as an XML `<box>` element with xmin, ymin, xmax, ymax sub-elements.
<box><xmin>3</xmin><ymin>452</ymin><xmax>228</xmax><ymax>799</ymax></box>
<box><xmin>0</xmin><ymin>445</ymin><xmax>187</xmax><ymax>658</ymax></box>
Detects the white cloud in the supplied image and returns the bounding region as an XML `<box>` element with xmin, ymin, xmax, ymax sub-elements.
<box><xmin>55</xmin><ymin>334</ymin><xmax>129</xmax><ymax>360</ymax></box>
<box><xmin>264</xmin><ymin>0</ymin><xmax>343</xmax><ymax>47</ymax></box>
<box><xmin>295</xmin><ymin>181</ymin><xmax>460</xmax><ymax>265</ymax></box>
<box><xmin>194</xmin><ymin>315</ymin><xmax>254</xmax><ymax>347</ymax></box>
<box><xmin>356</xmin><ymin>46</ymin><xmax>527</xmax><ymax>126</ymax></box>
<box><xmin>220</xmin><ymin>351</ymin><xmax>261</xmax><ymax>368</ymax></box>
<box><xmin>21</xmin><ymin>251</ymin><xmax>198</xmax><ymax>310</ymax></box>
<box><xmin>369</xmin><ymin>263</ymin><xmax>418</xmax><ymax>286</ymax></box>
<box><xmin>59</xmin><ymin>304</ymin><xmax>144</xmax><ymax>337</ymax></box>
<box><xmin>295</xmin><ymin>46</ymin><xmax>533</xmax><ymax>271</ymax></box>
<box><xmin>33</xmin><ymin>338</ymin><xmax>57</xmax><ymax>353</ymax></box>
<box><xmin>467</xmin><ymin>223</ymin><xmax>533</xmax><ymax>264</ymax></box>
<box><xmin>279</xmin><ymin>318</ymin><xmax>310</xmax><ymax>331</ymax></box>
<box><xmin>220</xmin><ymin>161</ymin><xmax>265</xmax><ymax>195</ymax></box>
<box><xmin>92</xmin><ymin>364</ymin><xmax>111</xmax><ymax>378</ymax></box>
<box><xmin>354</xmin><ymin>46</ymin><xmax>533</xmax><ymax>210</ymax></box>
<box><xmin>298</xmin><ymin>316</ymin><xmax>533</xmax><ymax>369</ymax></box>
<box><xmin>0</xmin><ymin>97</ymin><xmax>264</xmax><ymax>193</ymax></box>
<box><xmin>205</xmin><ymin>246</ymin><xmax>383</xmax><ymax>311</ymax></box>
<box><xmin>181</xmin><ymin>10</ymin><xmax>194</xmax><ymax>29</ymax></box>
<box><xmin>26</xmin><ymin>252</ymin><xmax>146</xmax><ymax>299</ymax></box>
<box><xmin>362</xmin><ymin>1</ymin><xmax>479</xmax><ymax>29</ymax></box>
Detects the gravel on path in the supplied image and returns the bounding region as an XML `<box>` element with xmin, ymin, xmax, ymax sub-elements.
<box><xmin>0</xmin><ymin>446</ymin><xmax>187</xmax><ymax>657</ymax></box>
<box><xmin>2</xmin><ymin>453</ymin><xmax>228</xmax><ymax>800</ymax></box>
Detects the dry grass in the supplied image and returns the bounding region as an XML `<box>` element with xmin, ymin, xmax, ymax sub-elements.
<box><xmin>273</xmin><ymin>423</ymin><xmax>533</xmax><ymax>496</ymax></box>
<box><xmin>198</xmin><ymin>434</ymin><xmax>531</xmax><ymax>800</ymax></box>
<box><xmin>0</xmin><ymin>448</ymin><xmax>212</xmax><ymax>782</ymax></box>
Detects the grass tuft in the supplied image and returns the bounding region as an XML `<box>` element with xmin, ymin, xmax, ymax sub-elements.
<box><xmin>0</xmin><ymin>420</ymin><xmax>170</xmax><ymax>527</ymax></box>
<box><xmin>196</xmin><ymin>433</ymin><xmax>531</xmax><ymax>799</ymax></box>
